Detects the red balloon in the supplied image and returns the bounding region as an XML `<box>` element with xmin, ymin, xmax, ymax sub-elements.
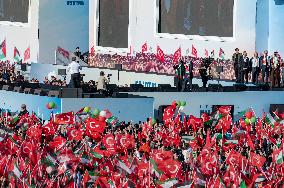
<box><xmin>46</xmin><ymin>103</ymin><xmax>51</xmax><ymax>109</ymax></box>
<box><xmin>245</xmin><ymin>111</ymin><xmax>253</xmax><ymax>119</ymax></box>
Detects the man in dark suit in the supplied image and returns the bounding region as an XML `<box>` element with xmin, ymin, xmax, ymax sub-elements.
<box><xmin>182</xmin><ymin>59</ymin><xmax>194</xmax><ymax>91</ymax></box>
<box><xmin>259</xmin><ymin>50</ymin><xmax>271</xmax><ymax>84</ymax></box>
<box><xmin>241</xmin><ymin>51</ymin><xmax>250</xmax><ymax>84</ymax></box>
<box><xmin>173</xmin><ymin>59</ymin><xmax>186</xmax><ymax>92</ymax></box>
<box><xmin>232</xmin><ymin>48</ymin><xmax>243</xmax><ymax>83</ymax></box>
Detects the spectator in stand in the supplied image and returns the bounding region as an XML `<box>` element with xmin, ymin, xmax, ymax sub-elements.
<box><xmin>250</xmin><ymin>52</ymin><xmax>260</xmax><ymax>84</ymax></box>
<box><xmin>74</xmin><ymin>47</ymin><xmax>82</xmax><ymax>60</ymax></box>
<box><xmin>260</xmin><ymin>50</ymin><xmax>271</xmax><ymax>84</ymax></box>
<box><xmin>18</xmin><ymin>104</ymin><xmax>28</xmax><ymax>117</ymax></box>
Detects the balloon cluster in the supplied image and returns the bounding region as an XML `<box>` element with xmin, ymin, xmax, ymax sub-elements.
<box><xmin>46</xmin><ymin>102</ymin><xmax>56</xmax><ymax>110</ymax></box>
<box><xmin>244</xmin><ymin>110</ymin><xmax>257</xmax><ymax>125</ymax></box>
<box><xmin>83</xmin><ymin>107</ymin><xmax>117</xmax><ymax>123</ymax></box>
<box><xmin>175</xmin><ymin>100</ymin><xmax>187</xmax><ymax>111</ymax></box>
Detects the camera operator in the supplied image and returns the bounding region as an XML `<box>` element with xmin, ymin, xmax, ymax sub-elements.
<box><xmin>97</xmin><ymin>71</ymin><xmax>110</xmax><ymax>95</ymax></box>
<box><xmin>67</xmin><ymin>57</ymin><xmax>82</xmax><ymax>88</ymax></box>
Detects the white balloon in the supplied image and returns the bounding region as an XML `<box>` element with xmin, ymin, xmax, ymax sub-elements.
<box><xmin>100</xmin><ymin>110</ymin><xmax>107</xmax><ymax>117</ymax></box>
<box><xmin>179</xmin><ymin>106</ymin><xmax>184</xmax><ymax>111</ymax></box>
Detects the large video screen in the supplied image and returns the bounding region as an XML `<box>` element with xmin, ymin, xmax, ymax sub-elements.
<box><xmin>98</xmin><ymin>0</ymin><xmax>129</xmax><ymax>48</ymax></box>
<box><xmin>158</xmin><ymin>0</ymin><xmax>234</xmax><ymax>37</ymax></box>
<box><xmin>0</xmin><ymin>0</ymin><xmax>29</xmax><ymax>23</ymax></box>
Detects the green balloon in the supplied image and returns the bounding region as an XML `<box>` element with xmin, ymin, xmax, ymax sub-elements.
<box><xmin>93</xmin><ymin>108</ymin><xmax>100</xmax><ymax>116</ymax></box>
<box><xmin>151</xmin><ymin>118</ymin><xmax>157</xmax><ymax>125</ymax></box>
<box><xmin>176</xmin><ymin>101</ymin><xmax>181</xmax><ymax>107</ymax></box>
<box><xmin>250</xmin><ymin>117</ymin><xmax>257</xmax><ymax>124</ymax></box>
<box><xmin>180</xmin><ymin>101</ymin><xmax>186</xmax><ymax>106</ymax></box>
<box><xmin>245</xmin><ymin>118</ymin><xmax>250</xmax><ymax>125</ymax></box>
<box><xmin>49</xmin><ymin>102</ymin><xmax>56</xmax><ymax>109</ymax></box>
<box><xmin>83</xmin><ymin>107</ymin><xmax>91</xmax><ymax>113</ymax></box>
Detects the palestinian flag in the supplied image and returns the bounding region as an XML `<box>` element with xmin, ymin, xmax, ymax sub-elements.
<box><xmin>0</xmin><ymin>39</ymin><xmax>6</xmax><ymax>60</ymax></box>
<box><xmin>14</xmin><ymin>47</ymin><xmax>21</xmax><ymax>62</ymax></box>
<box><xmin>219</xmin><ymin>48</ymin><xmax>225</xmax><ymax>60</ymax></box>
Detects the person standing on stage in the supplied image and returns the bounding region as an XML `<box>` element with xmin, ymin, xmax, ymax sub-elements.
<box><xmin>182</xmin><ymin>59</ymin><xmax>194</xmax><ymax>92</ymax></box>
<box><xmin>232</xmin><ymin>48</ymin><xmax>242</xmax><ymax>83</ymax></box>
<box><xmin>250</xmin><ymin>52</ymin><xmax>260</xmax><ymax>84</ymax></box>
<box><xmin>260</xmin><ymin>50</ymin><xmax>270</xmax><ymax>84</ymax></box>
<box><xmin>241</xmin><ymin>51</ymin><xmax>250</xmax><ymax>84</ymax></box>
<box><xmin>270</xmin><ymin>51</ymin><xmax>281</xmax><ymax>88</ymax></box>
<box><xmin>173</xmin><ymin>59</ymin><xmax>186</xmax><ymax>92</ymax></box>
<box><xmin>67</xmin><ymin>57</ymin><xmax>82</xmax><ymax>88</ymax></box>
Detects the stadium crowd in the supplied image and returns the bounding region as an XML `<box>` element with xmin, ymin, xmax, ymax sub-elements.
<box><xmin>0</xmin><ymin>101</ymin><xmax>283</xmax><ymax>187</ymax></box>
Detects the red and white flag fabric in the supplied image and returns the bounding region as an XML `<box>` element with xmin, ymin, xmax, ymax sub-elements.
<box><xmin>85</xmin><ymin>118</ymin><xmax>106</xmax><ymax>133</ymax></box>
<box><xmin>24</xmin><ymin>46</ymin><xmax>30</xmax><ymax>62</ymax></box>
<box><xmin>191</xmin><ymin>45</ymin><xmax>198</xmax><ymax>58</ymax></box>
<box><xmin>250</xmin><ymin>151</ymin><xmax>266</xmax><ymax>170</ymax></box>
<box><xmin>55</xmin><ymin>112</ymin><xmax>74</xmax><ymax>125</ymax></box>
<box><xmin>103</xmin><ymin>133</ymin><xmax>116</xmax><ymax>151</ymax></box>
<box><xmin>173</xmin><ymin>47</ymin><xmax>181</xmax><ymax>64</ymax></box>
<box><xmin>48</xmin><ymin>136</ymin><xmax>67</xmax><ymax>151</ymax></box>
<box><xmin>90</xmin><ymin>46</ymin><xmax>95</xmax><ymax>57</ymax></box>
<box><xmin>205</xmin><ymin>49</ymin><xmax>209</xmax><ymax>57</ymax></box>
<box><xmin>142</xmin><ymin>42</ymin><xmax>147</xmax><ymax>54</ymax></box>
<box><xmin>67</xmin><ymin>128</ymin><xmax>83</xmax><ymax>141</ymax></box>
<box><xmin>156</xmin><ymin>46</ymin><xmax>165</xmax><ymax>63</ymax></box>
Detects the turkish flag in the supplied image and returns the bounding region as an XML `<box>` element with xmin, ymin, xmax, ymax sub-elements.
<box><xmin>26</xmin><ymin>125</ymin><xmax>42</xmax><ymax>141</ymax></box>
<box><xmin>156</xmin><ymin>46</ymin><xmax>165</xmax><ymax>63</ymax></box>
<box><xmin>42</xmin><ymin>122</ymin><xmax>56</xmax><ymax>136</ymax></box>
<box><xmin>150</xmin><ymin>149</ymin><xmax>173</xmax><ymax>165</ymax></box>
<box><xmin>103</xmin><ymin>133</ymin><xmax>116</xmax><ymax>151</ymax></box>
<box><xmin>85</xmin><ymin>118</ymin><xmax>106</xmax><ymax>133</ymax></box>
<box><xmin>116</xmin><ymin>134</ymin><xmax>135</xmax><ymax>149</ymax></box>
<box><xmin>191</xmin><ymin>45</ymin><xmax>197</xmax><ymax>58</ymax></box>
<box><xmin>173</xmin><ymin>47</ymin><xmax>181</xmax><ymax>64</ymax></box>
<box><xmin>142</xmin><ymin>42</ymin><xmax>147</xmax><ymax>54</ymax></box>
<box><xmin>67</xmin><ymin>128</ymin><xmax>83</xmax><ymax>141</ymax></box>
<box><xmin>250</xmin><ymin>151</ymin><xmax>266</xmax><ymax>169</ymax></box>
<box><xmin>163</xmin><ymin>103</ymin><xmax>177</xmax><ymax>125</ymax></box>
<box><xmin>218</xmin><ymin>106</ymin><xmax>232</xmax><ymax>115</ymax></box>
<box><xmin>159</xmin><ymin>159</ymin><xmax>182</xmax><ymax>180</ymax></box>
<box><xmin>137</xmin><ymin>162</ymin><xmax>149</xmax><ymax>179</ymax></box>
<box><xmin>55</xmin><ymin>112</ymin><xmax>74</xmax><ymax>125</ymax></box>
<box><xmin>24</xmin><ymin>46</ymin><xmax>30</xmax><ymax>62</ymax></box>
<box><xmin>48</xmin><ymin>136</ymin><xmax>67</xmax><ymax>151</ymax></box>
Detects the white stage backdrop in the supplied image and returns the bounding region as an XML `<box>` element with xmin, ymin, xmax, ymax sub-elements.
<box><xmin>90</xmin><ymin>0</ymin><xmax>257</xmax><ymax>58</ymax></box>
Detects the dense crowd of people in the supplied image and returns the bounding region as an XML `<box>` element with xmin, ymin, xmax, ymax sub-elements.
<box><xmin>0</xmin><ymin>102</ymin><xmax>283</xmax><ymax>187</ymax></box>
<box><xmin>89</xmin><ymin>50</ymin><xmax>284</xmax><ymax>87</ymax></box>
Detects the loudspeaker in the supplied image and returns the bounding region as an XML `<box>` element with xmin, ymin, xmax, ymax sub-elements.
<box><xmin>58</xmin><ymin>69</ymin><xmax>67</xmax><ymax>75</ymax></box>
<box><xmin>13</xmin><ymin>86</ymin><xmax>23</xmax><ymax>93</ymax></box>
<box><xmin>21</xmin><ymin>64</ymin><xmax>27</xmax><ymax>71</ymax></box>
<box><xmin>2</xmin><ymin>85</ymin><xmax>13</xmax><ymax>91</ymax></box>
<box><xmin>130</xmin><ymin>84</ymin><xmax>143</xmax><ymax>92</ymax></box>
<box><xmin>157</xmin><ymin>105</ymin><xmax>170</xmax><ymax>121</ymax></box>
<box><xmin>48</xmin><ymin>90</ymin><xmax>60</xmax><ymax>98</ymax></box>
<box><xmin>216</xmin><ymin>66</ymin><xmax>223</xmax><ymax>74</ymax></box>
<box><xmin>158</xmin><ymin>84</ymin><xmax>172</xmax><ymax>92</ymax></box>
<box><xmin>60</xmin><ymin>88</ymin><xmax>82</xmax><ymax>98</ymax></box>
<box><xmin>34</xmin><ymin>89</ymin><xmax>46</xmax><ymax>96</ymax></box>
<box><xmin>115</xmin><ymin>64</ymin><xmax>123</xmax><ymax>71</ymax></box>
<box><xmin>270</xmin><ymin>104</ymin><xmax>284</xmax><ymax>115</ymax></box>
<box><xmin>256</xmin><ymin>83</ymin><xmax>270</xmax><ymax>91</ymax></box>
<box><xmin>233</xmin><ymin>84</ymin><xmax>247</xmax><ymax>91</ymax></box>
<box><xmin>208</xmin><ymin>84</ymin><xmax>223</xmax><ymax>92</ymax></box>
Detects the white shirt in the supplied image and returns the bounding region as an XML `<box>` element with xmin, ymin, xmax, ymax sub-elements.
<box><xmin>251</xmin><ymin>57</ymin><xmax>259</xmax><ymax>68</ymax></box>
<box><xmin>67</xmin><ymin>61</ymin><xmax>81</xmax><ymax>74</ymax></box>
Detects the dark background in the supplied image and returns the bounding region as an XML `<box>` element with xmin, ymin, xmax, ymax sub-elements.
<box><xmin>159</xmin><ymin>0</ymin><xmax>234</xmax><ymax>37</ymax></box>
<box><xmin>0</xmin><ymin>0</ymin><xmax>29</xmax><ymax>23</ymax></box>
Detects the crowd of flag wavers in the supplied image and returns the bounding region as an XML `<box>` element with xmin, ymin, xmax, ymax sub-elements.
<box><xmin>0</xmin><ymin>101</ymin><xmax>283</xmax><ymax>187</ymax></box>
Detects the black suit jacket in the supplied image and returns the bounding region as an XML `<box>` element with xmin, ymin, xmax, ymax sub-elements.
<box><xmin>232</xmin><ymin>53</ymin><xmax>243</xmax><ymax>69</ymax></box>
